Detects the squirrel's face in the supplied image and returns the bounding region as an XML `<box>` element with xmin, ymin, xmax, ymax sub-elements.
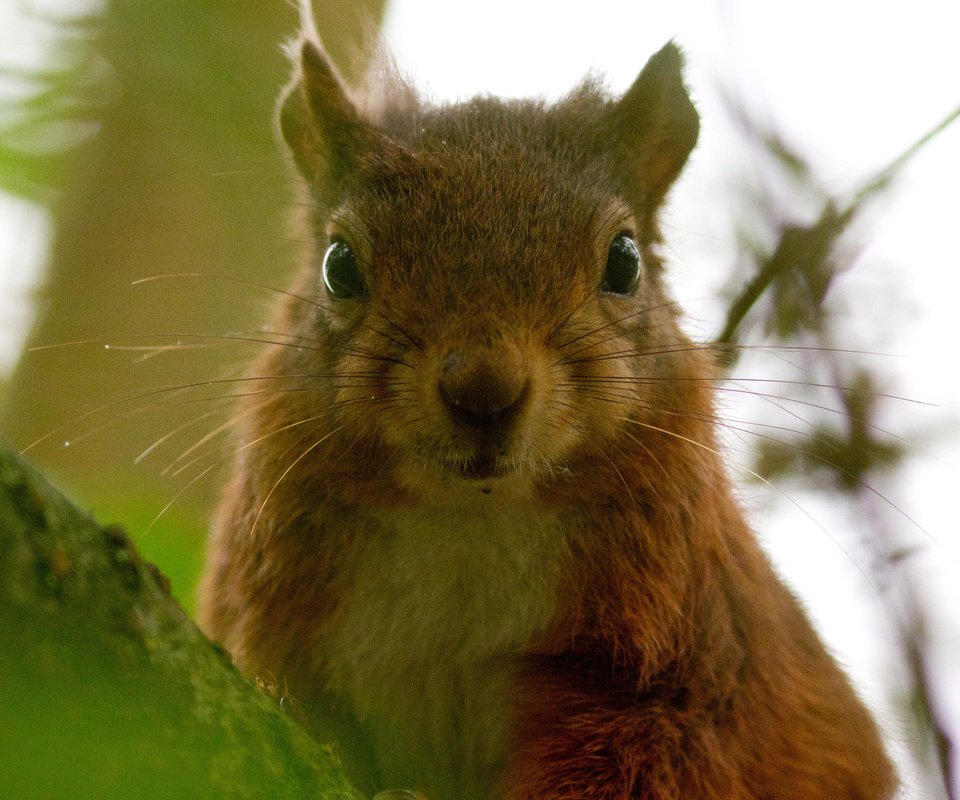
<box><xmin>273</xmin><ymin>39</ymin><xmax>702</xmax><ymax>492</ymax></box>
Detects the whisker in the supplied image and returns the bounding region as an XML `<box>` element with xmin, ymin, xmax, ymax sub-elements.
<box><xmin>30</xmin><ymin>331</ymin><xmax>328</xmax><ymax>356</ymax></box>
<box><xmin>598</xmin><ymin>444</ymin><xmax>642</xmax><ymax>518</ymax></box>
<box><xmin>708</xmin><ymin>342</ymin><xmax>903</xmax><ymax>359</ymax></box>
<box><xmin>614</xmin><ymin>429</ymin><xmax>682</xmax><ymax>530</ymax></box>
<box><xmin>567</xmin><ymin>373</ymin><xmax>918</xmax><ymax>472</ymax></box>
<box><xmin>163</xmin><ymin>398</ymin><xmax>276</xmax><ymax>475</ymax></box>
<box><xmin>131</xmin><ymin>271</ymin><xmax>412</xmax><ymax>353</ymax></box>
<box><xmin>333</xmin><ymin>346</ymin><xmax>413</xmax><ymax>369</ymax></box>
<box><xmin>133</xmin><ymin>271</ymin><xmax>323</xmax><ymax>311</ymax></box>
<box><xmin>721</xmin><ymin>377</ymin><xmax>931</xmax><ymax>406</ymax></box>
<box><xmin>546</xmin><ymin>291</ymin><xmax>594</xmax><ymax>347</ymax></box>
<box><xmin>555</xmin><ymin>320</ymin><xmax>682</xmax><ymax>363</ymax></box>
<box><xmin>250</xmin><ymin>424</ymin><xmax>346</xmax><ymax>537</ymax></box>
<box><xmin>330</xmin><ymin>391</ymin><xmax>410</xmax><ymax>411</ymax></box>
<box><xmin>142</xmin><ymin>461</ymin><xmax>220</xmax><ymax>536</ymax></box>
<box><xmin>135</xmin><ymin>408</ymin><xmax>227</xmax><ymax>465</ymax></box>
<box><xmin>167</xmin><ymin>404</ymin><xmax>334</xmax><ymax>481</ymax></box>
<box><xmin>560</xmin><ymin>385</ymin><xmax>634</xmax><ymax>406</ymax></box>
<box><xmin>553</xmin><ymin>299</ymin><xmax>685</xmax><ymax>354</ymax></box>
<box><xmin>564</xmin><ymin>371</ymin><xmax>932</xmax><ymax>409</ymax></box>
<box><xmin>616</xmin><ymin>415</ymin><xmax>874</xmax><ymax>586</ymax></box>
<box><xmin>372</xmin><ymin>308</ymin><xmax>424</xmax><ymax>351</ymax></box>
<box><xmin>17</xmin><ymin>373</ymin><xmax>334</xmax><ymax>455</ymax></box>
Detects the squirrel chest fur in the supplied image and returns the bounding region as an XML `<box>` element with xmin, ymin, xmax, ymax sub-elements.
<box><xmin>197</xmin><ymin>15</ymin><xmax>896</xmax><ymax>800</ymax></box>
<box><xmin>321</xmin><ymin>492</ymin><xmax>567</xmax><ymax>798</ymax></box>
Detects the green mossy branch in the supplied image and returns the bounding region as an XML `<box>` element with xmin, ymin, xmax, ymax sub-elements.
<box><xmin>0</xmin><ymin>441</ymin><xmax>363</xmax><ymax>800</ymax></box>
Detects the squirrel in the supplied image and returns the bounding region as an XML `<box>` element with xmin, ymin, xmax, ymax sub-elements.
<box><xmin>196</xmin><ymin>13</ymin><xmax>897</xmax><ymax>800</ymax></box>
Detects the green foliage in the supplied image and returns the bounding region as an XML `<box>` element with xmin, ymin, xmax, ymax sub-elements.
<box><xmin>0</xmin><ymin>5</ymin><xmax>107</xmax><ymax>202</ymax></box>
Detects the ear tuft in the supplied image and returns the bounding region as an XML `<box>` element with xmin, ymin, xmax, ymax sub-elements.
<box><xmin>277</xmin><ymin>38</ymin><xmax>388</xmax><ymax>197</ymax></box>
<box><xmin>612</xmin><ymin>42</ymin><xmax>700</xmax><ymax>205</ymax></box>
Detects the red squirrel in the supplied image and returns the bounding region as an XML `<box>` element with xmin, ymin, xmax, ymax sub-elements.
<box><xmin>197</xmin><ymin>16</ymin><xmax>896</xmax><ymax>800</ymax></box>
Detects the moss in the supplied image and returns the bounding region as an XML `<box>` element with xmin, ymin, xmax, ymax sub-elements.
<box><xmin>0</xmin><ymin>442</ymin><xmax>364</xmax><ymax>800</ymax></box>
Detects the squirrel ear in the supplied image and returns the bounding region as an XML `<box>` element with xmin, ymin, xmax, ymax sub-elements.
<box><xmin>278</xmin><ymin>39</ymin><xmax>395</xmax><ymax>195</ymax></box>
<box><xmin>612</xmin><ymin>43</ymin><xmax>699</xmax><ymax>205</ymax></box>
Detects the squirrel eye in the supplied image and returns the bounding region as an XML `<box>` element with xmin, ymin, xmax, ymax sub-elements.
<box><xmin>601</xmin><ymin>233</ymin><xmax>642</xmax><ymax>296</ymax></box>
<box><xmin>322</xmin><ymin>239</ymin><xmax>363</xmax><ymax>299</ymax></box>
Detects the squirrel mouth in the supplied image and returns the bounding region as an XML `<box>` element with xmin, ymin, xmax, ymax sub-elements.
<box><xmin>454</xmin><ymin>453</ymin><xmax>511</xmax><ymax>481</ymax></box>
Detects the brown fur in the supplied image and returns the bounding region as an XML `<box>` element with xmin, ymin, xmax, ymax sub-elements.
<box><xmin>198</xmin><ymin>24</ymin><xmax>895</xmax><ymax>800</ymax></box>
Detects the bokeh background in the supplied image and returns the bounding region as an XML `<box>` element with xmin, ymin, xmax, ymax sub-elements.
<box><xmin>1</xmin><ymin>1</ymin><xmax>957</xmax><ymax>797</ymax></box>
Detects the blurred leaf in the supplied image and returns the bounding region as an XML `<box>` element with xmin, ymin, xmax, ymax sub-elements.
<box><xmin>753</xmin><ymin>370</ymin><xmax>907</xmax><ymax>492</ymax></box>
<box><xmin>0</xmin><ymin>7</ymin><xmax>109</xmax><ymax>202</ymax></box>
<box><xmin>714</xmin><ymin>104</ymin><xmax>960</xmax><ymax>363</ymax></box>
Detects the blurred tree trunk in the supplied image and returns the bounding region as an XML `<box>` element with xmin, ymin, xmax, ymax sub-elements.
<box><xmin>0</xmin><ymin>0</ymin><xmax>386</xmax><ymax>594</ymax></box>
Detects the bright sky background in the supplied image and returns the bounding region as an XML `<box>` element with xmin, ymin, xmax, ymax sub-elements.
<box><xmin>1</xmin><ymin>0</ymin><xmax>957</xmax><ymax>796</ymax></box>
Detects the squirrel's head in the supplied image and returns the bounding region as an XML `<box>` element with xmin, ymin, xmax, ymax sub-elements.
<box><xmin>269</xmin><ymin>33</ymin><xmax>705</xmax><ymax>494</ymax></box>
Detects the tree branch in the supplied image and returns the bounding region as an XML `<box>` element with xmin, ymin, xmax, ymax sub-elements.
<box><xmin>0</xmin><ymin>441</ymin><xmax>363</xmax><ymax>800</ymax></box>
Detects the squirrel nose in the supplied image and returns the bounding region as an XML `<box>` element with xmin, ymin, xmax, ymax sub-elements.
<box><xmin>439</xmin><ymin>348</ymin><xmax>528</xmax><ymax>429</ymax></box>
